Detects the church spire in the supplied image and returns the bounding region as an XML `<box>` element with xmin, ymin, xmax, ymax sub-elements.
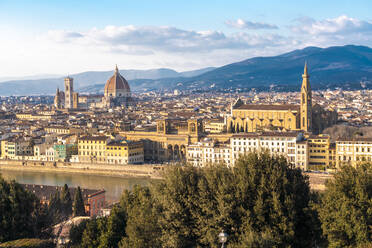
<box><xmin>115</xmin><ymin>64</ymin><xmax>119</xmax><ymax>74</ymax></box>
<box><xmin>300</xmin><ymin>62</ymin><xmax>312</xmax><ymax>132</ymax></box>
<box><xmin>304</xmin><ymin>61</ymin><xmax>308</xmax><ymax>76</ymax></box>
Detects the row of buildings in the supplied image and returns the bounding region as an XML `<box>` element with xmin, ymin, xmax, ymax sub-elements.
<box><xmin>186</xmin><ymin>132</ymin><xmax>372</xmax><ymax>170</ymax></box>
<box><xmin>0</xmin><ymin>132</ymin><xmax>144</xmax><ymax>165</ymax></box>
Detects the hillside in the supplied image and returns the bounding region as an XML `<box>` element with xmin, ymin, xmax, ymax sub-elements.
<box><xmin>1</xmin><ymin>45</ymin><xmax>372</xmax><ymax>95</ymax></box>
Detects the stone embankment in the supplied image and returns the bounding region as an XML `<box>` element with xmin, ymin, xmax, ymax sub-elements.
<box><xmin>0</xmin><ymin>160</ymin><xmax>333</xmax><ymax>190</ymax></box>
<box><xmin>0</xmin><ymin>160</ymin><xmax>165</xmax><ymax>179</ymax></box>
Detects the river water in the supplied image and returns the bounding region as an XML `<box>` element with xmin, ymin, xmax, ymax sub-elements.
<box><xmin>0</xmin><ymin>169</ymin><xmax>152</xmax><ymax>203</ymax></box>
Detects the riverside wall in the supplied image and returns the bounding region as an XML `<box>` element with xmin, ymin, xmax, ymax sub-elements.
<box><xmin>0</xmin><ymin>160</ymin><xmax>332</xmax><ymax>190</ymax></box>
<box><xmin>0</xmin><ymin>160</ymin><xmax>165</xmax><ymax>179</ymax></box>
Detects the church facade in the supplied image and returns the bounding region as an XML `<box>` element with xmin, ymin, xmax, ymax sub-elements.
<box><xmin>227</xmin><ymin>63</ymin><xmax>312</xmax><ymax>133</ymax></box>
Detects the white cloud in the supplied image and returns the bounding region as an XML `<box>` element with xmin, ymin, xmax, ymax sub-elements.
<box><xmin>225</xmin><ymin>18</ymin><xmax>278</xmax><ymax>30</ymax></box>
<box><xmin>47</xmin><ymin>30</ymin><xmax>83</xmax><ymax>43</ymax></box>
<box><xmin>291</xmin><ymin>15</ymin><xmax>372</xmax><ymax>35</ymax></box>
<box><xmin>2</xmin><ymin>15</ymin><xmax>372</xmax><ymax>77</ymax></box>
<box><xmin>46</xmin><ymin>25</ymin><xmax>285</xmax><ymax>54</ymax></box>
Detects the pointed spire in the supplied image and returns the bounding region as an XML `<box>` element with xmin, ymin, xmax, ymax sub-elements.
<box><xmin>115</xmin><ymin>64</ymin><xmax>119</xmax><ymax>74</ymax></box>
<box><xmin>303</xmin><ymin>61</ymin><xmax>308</xmax><ymax>76</ymax></box>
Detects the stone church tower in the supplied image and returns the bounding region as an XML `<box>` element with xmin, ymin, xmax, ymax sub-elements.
<box><xmin>64</xmin><ymin>77</ymin><xmax>73</xmax><ymax>109</ymax></box>
<box><xmin>300</xmin><ymin>62</ymin><xmax>312</xmax><ymax>132</ymax></box>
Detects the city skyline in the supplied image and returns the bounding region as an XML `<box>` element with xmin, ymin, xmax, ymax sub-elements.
<box><xmin>1</xmin><ymin>0</ymin><xmax>372</xmax><ymax>77</ymax></box>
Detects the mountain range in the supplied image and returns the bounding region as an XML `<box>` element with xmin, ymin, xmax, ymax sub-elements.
<box><xmin>1</xmin><ymin>45</ymin><xmax>372</xmax><ymax>96</ymax></box>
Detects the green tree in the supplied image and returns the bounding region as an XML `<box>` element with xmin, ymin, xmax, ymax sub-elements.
<box><xmin>69</xmin><ymin>219</ymin><xmax>89</xmax><ymax>247</ymax></box>
<box><xmin>195</xmin><ymin>165</ymin><xmax>238</xmax><ymax>247</ymax></box>
<box><xmin>73</xmin><ymin>186</ymin><xmax>86</xmax><ymax>217</ymax></box>
<box><xmin>119</xmin><ymin>185</ymin><xmax>161</xmax><ymax>248</ymax></box>
<box><xmin>81</xmin><ymin>219</ymin><xmax>101</xmax><ymax>248</ymax></box>
<box><xmin>48</xmin><ymin>191</ymin><xmax>62</xmax><ymax>224</ymax></box>
<box><xmin>318</xmin><ymin>164</ymin><xmax>372</xmax><ymax>248</ymax></box>
<box><xmin>153</xmin><ymin>166</ymin><xmax>202</xmax><ymax>248</ymax></box>
<box><xmin>98</xmin><ymin>204</ymin><xmax>127</xmax><ymax>248</ymax></box>
<box><xmin>60</xmin><ymin>184</ymin><xmax>72</xmax><ymax>217</ymax></box>
<box><xmin>72</xmin><ymin>153</ymin><xmax>320</xmax><ymax>247</ymax></box>
<box><xmin>233</xmin><ymin>153</ymin><xmax>317</xmax><ymax>247</ymax></box>
<box><xmin>0</xmin><ymin>175</ymin><xmax>49</xmax><ymax>242</ymax></box>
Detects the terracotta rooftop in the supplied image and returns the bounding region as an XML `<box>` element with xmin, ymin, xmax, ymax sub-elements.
<box><xmin>104</xmin><ymin>66</ymin><xmax>130</xmax><ymax>94</ymax></box>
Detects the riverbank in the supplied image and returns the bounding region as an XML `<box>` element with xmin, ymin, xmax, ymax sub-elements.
<box><xmin>0</xmin><ymin>160</ymin><xmax>333</xmax><ymax>191</ymax></box>
<box><xmin>0</xmin><ymin>160</ymin><xmax>165</xmax><ymax>179</ymax></box>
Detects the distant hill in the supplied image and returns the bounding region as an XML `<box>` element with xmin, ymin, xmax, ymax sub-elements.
<box><xmin>184</xmin><ymin>45</ymin><xmax>372</xmax><ymax>91</ymax></box>
<box><xmin>81</xmin><ymin>45</ymin><xmax>372</xmax><ymax>94</ymax></box>
<box><xmin>1</xmin><ymin>45</ymin><xmax>372</xmax><ymax>95</ymax></box>
<box><xmin>0</xmin><ymin>67</ymin><xmax>215</xmax><ymax>96</ymax></box>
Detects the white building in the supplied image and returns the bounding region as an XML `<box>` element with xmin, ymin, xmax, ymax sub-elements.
<box><xmin>230</xmin><ymin>132</ymin><xmax>308</xmax><ymax>170</ymax></box>
<box><xmin>186</xmin><ymin>138</ymin><xmax>231</xmax><ymax>167</ymax></box>
<box><xmin>336</xmin><ymin>138</ymin><xmax>372</xmax><ymax>167</ymax></box>
<box><xmin>186</xmin><ymin>132</ymin><xmax>309</xmax><ymax>170</ymax></box>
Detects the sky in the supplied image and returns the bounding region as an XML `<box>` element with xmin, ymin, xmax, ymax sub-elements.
<box><xmin>0</xmin><ymin>0</ymin><xmax>371</xmax><ymax>77</ymax></box>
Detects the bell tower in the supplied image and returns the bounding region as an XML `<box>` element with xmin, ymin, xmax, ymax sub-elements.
<box><xmin>300</xmin><ymin>62</ymin><xmax>312</xmax><ymax>132</ymax></box>
<box><xmin>64</xmin><ymin>77</ymin><xmax>73</xmax><ymax>109</ymax></box>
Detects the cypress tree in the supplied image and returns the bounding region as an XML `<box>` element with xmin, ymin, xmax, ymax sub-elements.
<box><xmin>73</xmin><ymin>186</ymin><xmax>86</xmax><ymax>217</ymax></box>
<box><xmin>60</xmin><ymin>184</ymin><xmax>72</xmax><ymax>218</ymax></box>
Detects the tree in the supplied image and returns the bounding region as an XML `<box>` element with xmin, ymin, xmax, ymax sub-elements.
<box><xmin>72</xmin><ymin>153</ymin><xmax>320</xmax><ymax>247</ymax></box>
<box><xmin>318</xmin><ymin>164</ymin><xmax>372</xmax><ymax>248</ymax></box>
<box><xmin>153</xmin><ymin>166</ymin><xmax>202</xmax><ymax>248</ymax></box>
<box><xmin>0</xmin><ymin>174</ymin><xmax>49</xmax><ymax>243</ymax></box>
<box><xmin>195</xmin><ymin>165</ymin><xmax>238</xmax><ymax>247</ymax></box>
<box><xmin>119</xmin><ymin>185</ymin><xmax>161</xmax><ymax>248</ymax></box>
<box><xmin>233</xmin><ymin>152</ymin><xmax>317</xmax><ymax>247</ymax></box>
<box><xmin>48</xmin><ymin>191</ymin><xmax>62</xmax><ymax>224</ymax></box>
<box><xmin>69</xmin><ymin>219</ymin><xmax>89</xmax><ymax>248</ymax></box>
<box><xmin>60</xmin><ymin>184</ymin><xmax>72</xmax><ymax>217</ymax></box>
<box><xmin>73</xmin><ymin>186</ymin><xmax>86</xmax><ymax>217</ymax></box>
<box><xmin>81</xmin><ymin>219</ymin><xmax>101</xmax><ymax>248</ymax></box>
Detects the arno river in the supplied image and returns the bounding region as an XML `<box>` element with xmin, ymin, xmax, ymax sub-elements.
<box><xmin>0</xmin><ymin>169</ymin><xmax>151</xmax><ymax>203</ymax></box>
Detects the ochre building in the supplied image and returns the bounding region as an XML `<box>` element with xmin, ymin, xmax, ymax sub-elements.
<box><xmin>227</xmin><ymin>63</ymin><xmax>312</xmax><ymax>133</ymax></box>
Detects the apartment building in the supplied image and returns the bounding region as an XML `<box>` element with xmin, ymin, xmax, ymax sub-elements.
<box><xmin>336</xmin><ymin>138</ymin><xmax>372</xmax><ymax>167</ymax></box>
<box><xmin>106</xmin><ymin>140</ymin><xmax>144</xmax><ymax>165</ymax></box>
<box><xmin>186</xmin><ymin>138</ymin><xmax>231</xmax><ymax>167</ymax></box>
<box><xmin>230</xmin><ymin>132</ymin><xmax>308</xmax><ymax>170</ymax></box>
<box><xmin>307</xmin><ymin>134</ymin><xmax>335</xmax><ymax>169</ymax></box>
<box><xmin>78</xmin><ymin>136</ymin><xmax>110</xmax><ymax>163</ymax></box>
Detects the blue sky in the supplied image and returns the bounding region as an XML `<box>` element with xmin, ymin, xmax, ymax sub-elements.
<box><xmin>0</xmin><ymin>0</ymin><xmax>371</xmax><ymax>77</ymax></box>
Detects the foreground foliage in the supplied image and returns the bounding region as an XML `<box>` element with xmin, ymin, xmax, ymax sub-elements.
<box><xmin>318</xmin><ymin>163</ymin><xmax>372</xmax><ymax>248</ymax></box>
<box><xmin>0</xmin><ymin>176</ymin><xmax>50</xmax><ymax>243</ymax></box>
<box><xmin>71</xmin><ymin>152</ymin><xmax>319</xmax><ymax>247</ymax></box>
<box><xmin>0</xmin><ymin>238</ymin><xmax>54</xmax><ymax>248</ymax></box>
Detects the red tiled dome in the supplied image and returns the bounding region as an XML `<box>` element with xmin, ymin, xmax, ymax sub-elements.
<box><xmin>104</xmin><ymin>66</ymin><xmax>130</xmax><ymax>95</ymax></box>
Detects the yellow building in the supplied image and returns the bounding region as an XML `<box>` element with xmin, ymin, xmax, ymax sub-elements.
<box><xmin>106</xmin><ymin>140</ymin><xmax>144</xmax><ymax>164</ymax></box>
<box><xmin>307</xmin><ymin>134</ymin><xmax>333</xmax><ymax>169</ymax></box>
<box><xmin>1</xmin><ymin>139</ymin><xmax>33</xmax><ymax>160</ymax></box>
<box><xmin>204</xmin><ymin>118</ymin><xmax>226</xmax><ymax>133</ymax></box>
<box><xmin>227</xmin><ymin>63</ymin><xmax>312</xmax><ymax>133</ymax></box>
<box><xmin>16</xmin><ymin>113</ymin><xmax>54</xmax><ymax>121</ymax></box>
<box><xmin>1</xmin><ymin>140</ymin><xmax>16</xmax><ymax>159</ymax></box>
<box><xmin>335</xmin><ymin>138</ymin><xmax>372</xmax><ymax>168</ymax></box>
<box><xmin>78</xmin><ymin>136</ymin><xmax>109</xmax><ymax>163</ymax></box>
<box><xmin>45</xmin><ymin>126</ymin><xmax>83</xmax><ymax>135</ymax></box>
